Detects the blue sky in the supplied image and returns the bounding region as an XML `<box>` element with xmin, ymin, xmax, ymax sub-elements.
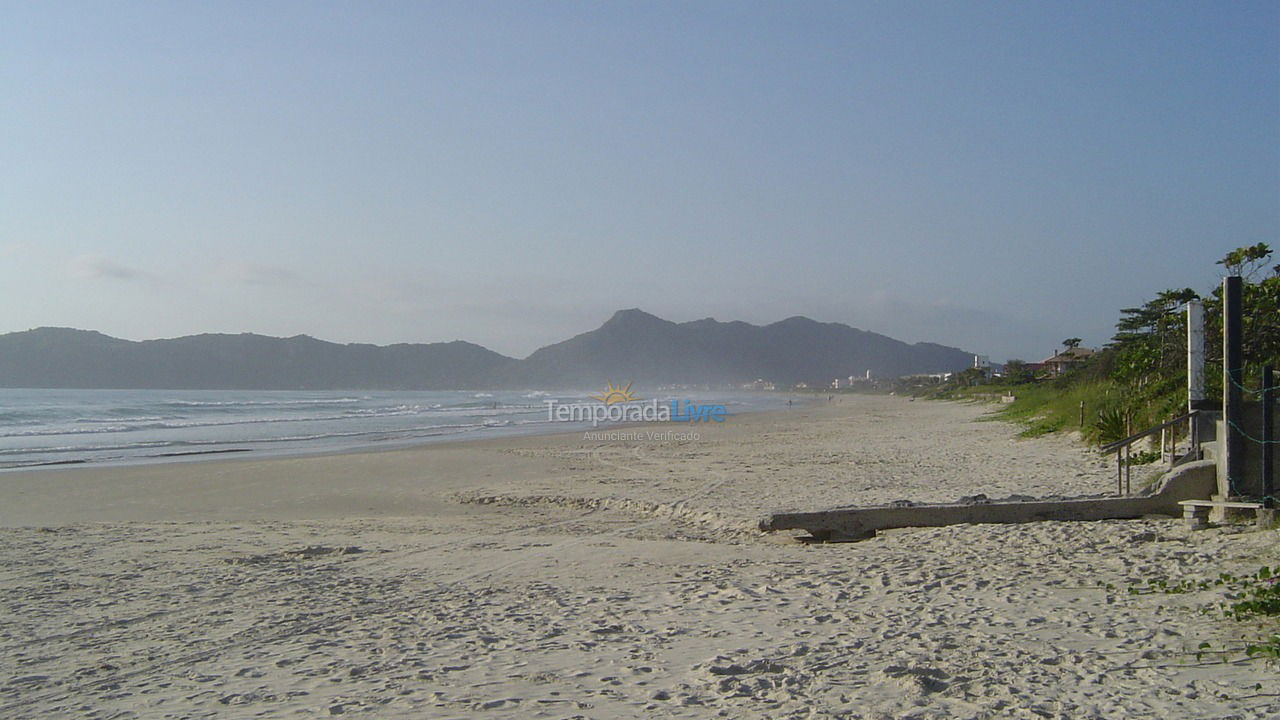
<box><xmin>2</xmin><ymin>1</ymin><xmax>1276</xmax><ymax>361</ymax></box>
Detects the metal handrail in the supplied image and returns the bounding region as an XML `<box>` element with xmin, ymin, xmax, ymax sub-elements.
<box><xmin>1098</xmin><ymin>410</ymin><xmax>1202</xmax><ymax>496</ymax></box>
<box><xmin>1099</xmin><ymin>410</ymin><xmax>1200</xmax><ymax>454</ymax></box>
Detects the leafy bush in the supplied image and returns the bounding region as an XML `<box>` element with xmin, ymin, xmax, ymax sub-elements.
<box><xmin>1093</xmin><ymin>405</ymin><xmax>1128</xmax><ymax>444</ymax></box>
<box><xmin>1125</xmin><ymin>449</ymin><xmax>1161</xmax><ymax>466</ymax></box>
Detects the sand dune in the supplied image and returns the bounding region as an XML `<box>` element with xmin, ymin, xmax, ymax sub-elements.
<box><xmin>1</xmin><ymin>396</ymin><xmax>1276</xmax><ymax>718</ymax></box>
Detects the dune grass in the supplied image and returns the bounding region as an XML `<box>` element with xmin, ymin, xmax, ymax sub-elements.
<box><xmin>934</xmin><ymin>376</ymin><xmax>1181</xmax><ymax>445</ymax></box>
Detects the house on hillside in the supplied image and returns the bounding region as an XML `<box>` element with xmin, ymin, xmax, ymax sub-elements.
<box><xmin>1040</xmin><ymin>347</ymin><xmax>1095</xmax><ymax>376</ymax></box>
<box><xmin>973</xmin><ymin>354</ymin><xmax>992</xmax><ymax>379</ymax></box>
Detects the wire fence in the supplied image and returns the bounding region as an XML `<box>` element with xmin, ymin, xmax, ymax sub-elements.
<box><xmin>1223</xmin><ymin>367</ymin><xmax>1276</xmax><ymax>503</ymax></box>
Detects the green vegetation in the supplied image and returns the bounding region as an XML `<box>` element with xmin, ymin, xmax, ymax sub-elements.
<box><xmin>922</xmin><ymin>243</ymin><xmax>1280</xmax><ymax>447</ymax></box>
<box><xmin>1106</xmin><ymin>566</ymin><xmax>1280</xmax><ymax>663</ymax></box>
<box><xmin>942</xmin><ymin>244</ymin><xmax>1280</xmax><ymax>665</ymax></box>
<box><xmin>1124</xmin><ymin>449</ymin><xmax>1162</xmax><ymax>466</ymax></box>
<box><xmin>929</xmin><ymin>376</ymin><xmax>1157</xmax><ymax>443</ymax></box>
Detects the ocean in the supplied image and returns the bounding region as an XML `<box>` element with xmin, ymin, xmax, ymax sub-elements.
<box><xmin>0</xmin><ymin>388</ymin><xmax>786</xmax><ymax>470</ymax></box>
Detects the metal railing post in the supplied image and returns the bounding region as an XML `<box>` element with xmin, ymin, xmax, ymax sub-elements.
<box><xmin>1124</xmin><ymin>445</ymin><xmax>1131</xmax><ymax>496</ymax></box>
<box><xmin>1100</xmin><ymin>410</ymin><xmax>1201</xmax><ymax>496</ymax></box>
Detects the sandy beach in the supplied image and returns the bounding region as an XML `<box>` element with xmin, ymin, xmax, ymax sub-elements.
<box><xmin>2</xmin><ymin>395</ymin><xmax>1277</xmax><ymax>719</ymax></box>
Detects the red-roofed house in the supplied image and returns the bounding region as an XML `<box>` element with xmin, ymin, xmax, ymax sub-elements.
<box><xmin>1040</xmin><ymin>347</ymin><xmax>1095</xmax><ymax>376</ymax></box>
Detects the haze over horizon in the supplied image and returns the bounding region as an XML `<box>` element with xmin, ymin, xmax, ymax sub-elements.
<box><xmin>3</xmin><ymin>1</ymin><xmax>1276</xmax><ymax>363</ymax></box>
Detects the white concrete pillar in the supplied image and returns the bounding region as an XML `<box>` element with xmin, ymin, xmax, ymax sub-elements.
<box><xmin>1186</xmin><ymin>300</ymin><xmax>1205</xmax><ymax>411</ymax></box>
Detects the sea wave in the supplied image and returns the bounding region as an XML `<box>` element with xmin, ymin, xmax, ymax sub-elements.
<box><xmin>0</xmin><ymin>405</ymin><xmax>548</xmax><ymax>439</ymax></box>
<box><xmin>161</xmin><ymin>397</ymin><xmax>368</xmax><ymax>407</ymax></box>
<box><xmin>0</xmin><ymin>418</ymin><xmax>549</xmax><ymax>464</ymax></box>
<box><xmin>0</xmin><ymin>388</ymin><xmax>786</xmax><ymax>470</ymax></box>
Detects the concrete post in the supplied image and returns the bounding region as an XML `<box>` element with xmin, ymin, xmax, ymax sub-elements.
<box><xmin>1223</xmin><ymin>276</ymin><xmax>1244</xmax><ymax>498</ymax></box>
<box><xmin>1186</xmin><ymin>300</ymin><xmax>1206</xmax><ymax>411</ymax></box>
<box><xmin>1265</xmin><ymin>367</ymin><xmax>1274</xmax><ymax>508</ymax></box>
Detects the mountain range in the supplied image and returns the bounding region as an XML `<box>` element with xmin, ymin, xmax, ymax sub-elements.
<box><xmin>0</xmin><ymin>309</ymin><xmax>974</xmax><ymax>389</ymax></box>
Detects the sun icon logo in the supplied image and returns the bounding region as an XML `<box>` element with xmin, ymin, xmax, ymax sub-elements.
<box><xmin>592</xmin><ymin>381</ymin><xmax>639</xmax><ymax>405</ymax></box>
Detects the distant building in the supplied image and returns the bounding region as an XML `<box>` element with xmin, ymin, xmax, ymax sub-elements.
<box><xmin>973</xmin><ymin>355</ymin><xmax>991</xmax><ymax>378</ymax></box>
<box><xmin>899</xmin><ymin>372</ymin><xmax>951</xmax><ymax>383</ymax></box>
<box><xmin>841</xmin><ymin>370</ymin><xmax>872</xmax><ymax>387</ymax></box>
<box><xmin>1039</xmin><ymin>347</ymin><xmax>1095</xmax><ymax>376</ymax></box>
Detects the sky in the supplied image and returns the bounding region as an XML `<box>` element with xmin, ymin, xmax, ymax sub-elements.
<box><xmin>1</xmin><ymin>1</ymin><xmax>1276</xmax><ymax>362</ymax></box>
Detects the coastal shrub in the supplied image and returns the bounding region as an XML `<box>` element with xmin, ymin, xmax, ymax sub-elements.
<box><xmin>936</xmin><ymin>245</ymin><xmax>1274</xmax><ymax>449</ymax></box>
<box><xmin>1114</xmin><ymin>565</ymin><xmax>1280</xmax><ymax>663</ymax></box>
<box><xmin>1124</xmin><ymin>449</ymin><xmax>1161</xmax><ymax>466</ymax></box>
<box><xmin>1092</xmin><ymin>405</ymin><xmax>1128</xmax><ymax>444</ymax></box>
<box><xmin>950</xmin><ymin>375</ymin><xmax>1188</xmax><ymax>449</ymax></box>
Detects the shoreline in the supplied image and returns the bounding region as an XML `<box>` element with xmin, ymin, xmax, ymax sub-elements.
<box><xmin>0</xmin><ymin>389</ymin><xmax>805</xmax><ymax>475</ymax></box>
<box><xmin>2</xmin><ymin>394</ymin><xmax>1277</xmax><ymax>718</ymax></box>
<box><xmin>0</xmin><ymin>400</ymin><xmax>816</xmax><ymax>527</ymax></box>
